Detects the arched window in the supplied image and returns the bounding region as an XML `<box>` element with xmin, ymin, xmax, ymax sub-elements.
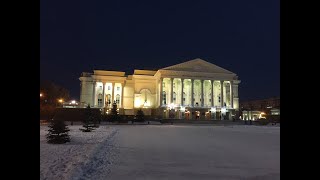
<box><xmin>106</xmin><ymin>94</ymin><xmax>111</xmax><ymax>106</ymax></box>
<box><xmin>140</xmin><ymin>89</ymin><xmax>151</xmax><ymax>107</ymax></box>
<box><xmin>163</xmin><ymin>91</ymin><xmax>166</xmax><ymax>105</ymax></box>
<box><xmin>116</xmin><ymin>94</ymin><xmax>120</xmax><ymax>105</ymax></box>
<box><xmin>98</xmin><ymin>93</ymin><xmax>103</xmax><ymax>106</ymax></box>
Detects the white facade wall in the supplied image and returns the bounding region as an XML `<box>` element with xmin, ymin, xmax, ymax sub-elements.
<box><xmin>79</xmin><ymin>59</ymin><xmax>241</xmax><ymax>117</ymax></box>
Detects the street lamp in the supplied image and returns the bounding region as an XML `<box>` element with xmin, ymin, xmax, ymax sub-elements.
<box><xmin>58</xmin><ymin>99</ymin><xmax>64</xmax><ymax>107</ymax></box>
<box><xmin>40</xmin><ymin>93</ymin><xmax>43</xmax><ymax>97</ymax></box>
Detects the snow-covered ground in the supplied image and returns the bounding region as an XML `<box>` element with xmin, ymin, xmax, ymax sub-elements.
<box><xmin>41</xmin><ymin>125</ymin><xmax>280</xmax><ymax>180</ymax></box>
<box><xmin>40</xmin><ymin>125</ymin><xmax>118</xmax><ymax>180</ymax></box>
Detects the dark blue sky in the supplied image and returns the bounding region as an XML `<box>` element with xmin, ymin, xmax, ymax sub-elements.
<box><xmin>40</xmin><ymin>0</ymin><xmax>279</xmax><ymax>101</ymax></box>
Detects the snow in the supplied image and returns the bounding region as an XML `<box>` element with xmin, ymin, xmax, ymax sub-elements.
<box><xmin>41</xmin><ymin>124</ymin><xmax>280</xmax><ymax>180</ymax></box>
<box><xmin>40</xmin><ymin>125</ymin><xmax>118</xmax><ymax>180</ymax></box>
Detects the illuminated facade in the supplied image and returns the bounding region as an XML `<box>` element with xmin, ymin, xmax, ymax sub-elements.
<box><xmin>79</xmin><ymin>58</ymin><xmax>240</xmax><ymax>120</ymax></box>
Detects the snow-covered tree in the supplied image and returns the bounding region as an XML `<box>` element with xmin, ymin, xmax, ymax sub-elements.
<box><xmin>46</xmin><ymin>118</ymin><xmax>70</xmax><ymax>144</ymax></box>
<box><xmin>80</xmin><ymin>105</ymin><xmax>96</xmax><ymax>132</ymax></box>
<box><xmin>110</xmin><ymin>101</ymin><xmax>120</xmax><ymax>122</ymax></box>
<box><xmin>135</xmin><ymin>109</ymin><xmax>145</xmax><ymax>122</ymax></box>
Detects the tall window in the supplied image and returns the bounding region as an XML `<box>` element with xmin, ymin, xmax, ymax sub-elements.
<box><xmin>173</xmin><ymin>92</ymin><xmax>176</xmax><ymax>101</ymax></box>
<box><xmin>106</xmin><ymin>94</ymin><xmax>111</xmax><ymax>106</ymax></box>
<box><xmin>108</xmin><ymin>86</ymin><xmax>111</xmax><ymax>90</ymax></box>
<box><xmin>116</xmin><ymin>94</ymin><xmax>120</xmax><ymax>105</ymax></box>
<box><xmin>163</xmin><ymin>91</ymin><xmax>166</xmax><ymax>105</ymax></box>
<box><xmin>183</xmin><ymin>92</ymin><xmax>186</xmax><ymax>103</ymax></box>
<box><xmin>163</xmin><ymin>82</ymin><xmax>165</xmax><ymax>88</ymax></box>
<box><xmin>117</xmin><ymin>87</ymin><xmax>120</xmax><ymax>91</ymax></box>
<box><xmin>173</xmin><ymin>83</ymin><xmax>175</xmax><ymax>88</ymax></box>
<box><xmin>98</xmin><ymin>93</ymin><xmax>103</xmax><ymax>107</ymax></box>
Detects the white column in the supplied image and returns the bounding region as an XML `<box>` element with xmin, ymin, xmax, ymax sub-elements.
<box><xmin>102</xmin><ymin>82</ymin><xmax>105</xmax><ymax>107</ymax></box>
<box><xmin>191</xmin><ymin>79</ymin><xmax>194</xmax><ymax>107</ymax></box>
<box><xmin>92</xmin><ymin>81</ymin><xmax>96</xmax><ymax>107</ymax></box>
<box><xmin>181</xmin><ymin>78</ymin><xmax>184</xmax><ymax>106</ymax></box>
<box><xmin>112</xmin><ymin>82</ymin><xmax>115</xmax><ymax>104</ymax></box>
<box><xmin>232</xmin><ymin>80</ymin><xmax>240</xmax><ymax>111</ymax></box>
<box><xmin>211</xmin><ymin>80</ymin><xmax>214</xmax><ymax>107</ymax></box>
<box><xmin>201</xmin><ymin>80</ymin><xmax>204</xmax><ymax>107</ymax></box>
<box><xmin>220</xmin><ymin>80</ymin><xmax>224</xmax><ymax>107</ymax></box>
<box><xmin>170</xmin><ymin>78</ymin><xmax>174</xmax><ymax>104</ymax></box>
<box><xmin>121</xmin><ymin>83</ymin><xmax>124</xmax><ymax>108</ymax></box>
<box><xmin>80</xmin><ymin>82</ymin><xmax>83</xmax><ymax>103</ymax></box>
<box><xmin>159</xmin><ymin>78</ymin><xmax>163</xmax><ymax>106</ymax></box>
<box><xmin>230</xmin><ymin>81</ymin><xmax>233</xmax><ymax>108</ymax></box>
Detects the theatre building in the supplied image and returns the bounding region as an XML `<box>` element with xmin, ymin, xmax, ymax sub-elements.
<box><xmin>79</xmin><ymin>58</ymin><xmax>240</xmax><ymax>120</ymax></box>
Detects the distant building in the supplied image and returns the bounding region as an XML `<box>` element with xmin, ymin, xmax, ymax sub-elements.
<box><xmin>79</xmin><ymin>58</ymin><xmax>241</xmax><ymax>120</ymax></box>
<box><xmin>62</xmin><ymin>100</ymin><xmax>79</xmax><ymax>108</ymax></box>
<box><xmin>240</xmin><ymin>97</ymin><xmax>280</xmax><ymax>120</ymax></box>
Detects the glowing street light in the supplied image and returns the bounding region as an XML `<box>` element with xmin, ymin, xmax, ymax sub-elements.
<box><xmin>40</xmin><ymin>93</ymin><xmax>43</xmax><ymax>97</ymax></box>
<box><xmin>168</xmin><ymin>103</ymin><xmax>175</xmax><ymax>110</ymax></box>
<box><xmin>221</xmin><ymin>107</ymin><xmax>227</xmax><ymax>114</ymax></box>
<box><xmin>211</xmin><ymin>107</ymin><xmax>216</xmax><ymax>113</ymax></box>
<box><xmin>58</xmin><ymin>99</ymin><xmax>64</xmax><ymax>103</ymax></box>
<box><xmin>181</xmin><ymin>106</ymin><xmax>185</xmax><ymax>111</ymax></box>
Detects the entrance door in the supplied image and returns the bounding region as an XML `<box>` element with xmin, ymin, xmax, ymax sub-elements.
<box><xmin>106</xmin><ymin>94</ymin><xmax>111</xmax><ymax>107</ymax></box>
<box><xmin>216</xmin><ymin>111</ymin><xmax>221</xmax><ymax>120</ymax></box>
<box><xmin>185</xmin><ymin>112</ymin><xmax>190</xmax><ymax>120</ymax></box>
<box><xmin>205</xmin><ymin>112</ymin><xmax>210</xmax><ymax>120</ymax></box>
<box><xmin>195</xmin><ymin>111</ymin><xmax>200</xmax><ymax>120</ymax></box>
<box><xmin>225</xmin><ymin>112</ymin><xmax>230</xmax><ymax>120</ymax></box>
<box><xmin>169</xmin><ymin>109</ymin><xmax>175</xmax><ymax>118</ymax></box>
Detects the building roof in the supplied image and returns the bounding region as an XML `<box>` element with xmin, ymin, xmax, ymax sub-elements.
<box><xmin>133</xmin><ymin>69</ymin><xmax>157</xmax><ymax>76</ymax></box>
<box><xmin>93</xmin><ymin>70</ymin><xmax>125</xmax><ymax>77</ymax></box>
<box><xmin>161</xmin><ymin>58</ymin><xmax>235</xmax><ymax>74</ymax></box>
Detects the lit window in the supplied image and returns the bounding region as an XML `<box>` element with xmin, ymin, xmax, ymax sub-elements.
<box><xmin>108</xmin><ymin>86</ymin><xmax>110</xmax><ymax>90</ymax></box>
<box><xmin>117</xmin><ymin>87</ymin><xmax>120</xmax><ymax>91</ymax></box>
<box><xmin>106</xmin><ymin>94</ymin><xmax>111</xmax><ymax>106</ymax></box>
<box><xmin>116</xmin><ymin>94</ymin><xmax>120</xmax><ymax>104</ymax></box>
<box><xmin>98</xmin><ymin>93</ymin><xmax>103</xmax><ymax>106</ymax></box>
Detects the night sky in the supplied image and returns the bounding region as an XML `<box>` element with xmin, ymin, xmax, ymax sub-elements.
<box><xmin>40</xmin><ymin>0</ymin><xmax>279</xmax><ymax>101</ymax></box>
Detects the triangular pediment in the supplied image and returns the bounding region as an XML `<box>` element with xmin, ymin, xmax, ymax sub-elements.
<box><xmin>161</xmin><ymin>58</ymin><xmax>234</xmax><ymax>74</ymax></box>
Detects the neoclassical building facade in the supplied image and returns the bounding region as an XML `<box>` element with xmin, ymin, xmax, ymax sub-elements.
<box><xmin>79</xmin><ymin>58</ymin><xmax>240</xmax><ymax>120</ymax></box>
